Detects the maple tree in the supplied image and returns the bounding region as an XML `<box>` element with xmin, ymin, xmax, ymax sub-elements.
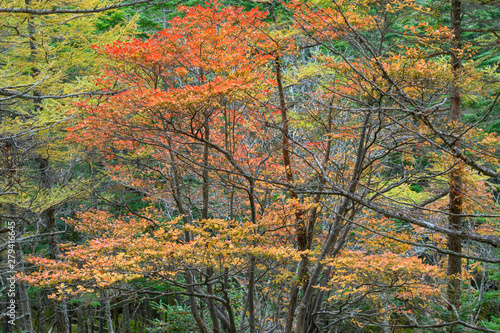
<box><xmin>281</xmin><ymin>0</ymin><xmax>500</xmax><ymax>330</ymax></box>
<box><xmin>23</xmin><ymin>3</ymin><xmax>302</xmax><ymax>332</ymax></box>
<box><xmin>13</xmin><ymin>0</ymin><xmax>500</xmax><ymax>332</ymax></box>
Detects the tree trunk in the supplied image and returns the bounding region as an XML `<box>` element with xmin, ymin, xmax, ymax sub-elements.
<box><xmin>248</xmin><ymin>256</ymin><xmax>256</xmax><ymax>333</ymax></box>
<box><xmin>186</xmin><ymin>272</ymin><xmax>210</xmax><ymax>333</ymax></box>
<box><xmin>206</xmin><ymin>279</ymin><xmax>221</xmax><ymax>333</ymax></box>
<box><xmin>18</xmin><ymin>281</ymin><xmax>34</xmax><ymax>332</ymax></box>
<box><xmin>77</xmin><ymin>306</ymin><xmax>85</xmax><ymax>333</ymax></box>
<box><xmin>447</xmin><ymin>0</ymin><xmax>463</xmax><ymax>318</ymax></box>
<box><xmin>201</xmin><ymin>113</ymin><xmax>221</xmax><ymax>333</ymax></box>
<box><xmin>122</xmin><ymin>302</ymin><xmax>130</xmax><ymax>333</ymax></box>
<box><xmin>275</xmin><ymin>56</ymin><xmax>311</xmax><ymax>333</ymax></box>
<box><xmin>9</xmin><ymin>233</ymin><xmax>34</xmax><ymax>333</ymax></box>
<box><xmin>103</xmin><ymin>291</ymin><xmax>115</xmax><ymax>333</ymax></box>
<box><xmin>296</xmin><ymin>113</ymin><xmax>370</xmax><ymax>332</ymax></box>
<box><xmin>247</xmin><ymin>180</ymin><xmax>257</xmax><ymax>333</ymax></box>
<box><xmin>165</xmin><ymin>134</ymin><xmax>210</xmax><ymax>333</ymax></box>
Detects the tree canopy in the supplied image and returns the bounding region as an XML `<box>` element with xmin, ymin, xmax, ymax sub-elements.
<box><xmin>2</xmin><ymin>0</ymin><xmax>500</xmax><ymax>332</ymax></box>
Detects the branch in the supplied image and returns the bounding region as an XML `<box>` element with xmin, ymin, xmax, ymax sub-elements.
<box><xmin>411</xmin><ymin>189</ymin><xmax>450</xmax><ymax>210</ymax></box>
<box><xmin>339</xmin><ymin>211</ymin><xmax>500</xmax><ymax>263</ymax></box>
<box><xmin>462</xmin><ymin>28</ymin><xmax>500</xmax><ymax>33</ymax></box>
<box><xmin>298</xmin><ymin>184</ymin><xmax>500</xmax><ymax>248</ymax></box>
<box><xmin>451</xmin><ymin>146</ymin><xmax>500</xmax><ymax>178</ymax></box>
<box><xmin>0</xmin><ymin>88</ymin><xmax>123</xmax><ymax>101</ymax></box>
<box><xmin>0</xmin><ymin>0</ymin><xmax>163</xmax><ymax>15</ymax></box>
<box><xmin>376</xmin><ymin>320</ymin><xmax>500</xmax><ymax>333</ymax></box>
<box><xmin>0</xmin><ymin>192</ymin><xmax>18</xmax><ymax>197</ymax></box>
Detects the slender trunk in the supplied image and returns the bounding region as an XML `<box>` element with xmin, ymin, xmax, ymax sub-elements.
<box><xmin>19</xmin><ymin>282</ymin><xmax>34</xmax><ymax>332</ymax></box>
<box><xmin>207</xmin><ymin>277</ymin><xmax>221</xmax><ymax>333</ymax></box>
<box><xmin>247</xmin><ymin>257</ymin><xmax>256</xmax><ymax>333</ymax></box>
<box><xmin>247</xmin><ymin>180</ymin><xmax>257</xmax><ymax>333</ymax></box>
<box><xmin>214</xmin><ymin>307</ymin><xmax>230</xmax><ymax>333</ymax></box>
<box><xmin>202</xmin><ymin>111</ymin><xmax>210</xmax><ymax>221</ymax></box>
<box><xmin>447</xmin><ymin>0</ymin><xmax>463</xmax><ymax>319</ymax></box>
<box><xmin>25</xmin><ymin>0</ymin><xmax>38</xmax><ymax>62</ymax></box>
<box><xmin>295</xmin><ymin>202</ymin><xmax>348</xmax><ymax>332</ymax></box>
<box><xmin>275</xmin><ymin>56</ymin><xmax>310</xmax><ymax>333</ymax></box>
<box><xmin>36</xmin><ymin>297</ymin><xmax>45</xmax><ymax>333</ymax></box>
<box><xmin>202</xmin><ymin>114</ymin><xmax>221</xmax><ymax>333</ymax></box>
<box><xmin>99</xmin><ymin>292</ymin><xmax>104</xmax><ymax>333</ymax></box>
<box><xmin>238</xmin><ymin>295</ymin><xmax>249</xmax><ymax>333</ymax></box>
<box><xmin>166</xmin><ymin>135</ymin><xmax>210</xmax><ymax>332</ymax></box>
<box><xmin>186</xmin><ymin>272</ymin><xmax>210</xmax><ymax>333</ymax></box>
<box><xmin>166</xmin><ymin>135</ymin><xmax>187</xmax><ymax>221</ymax></box>
<box><xmin>41</xmin><ymin>158</ymin><xmax>70</xmax><ymax>333</ymax></box>
<box><xmin>103</xmin><ymin>291</ymin><xmax>114</xmax><ymax>333</ymax></box>
<box><xmin>300</xmin><ymin>108</ymin><xmax>334</xmax><ymax>332</ymax></box>
<box><xmin>123</xmin><ymin>302</ymin><xmax>130</xmax><ymax>333</ymax></box>
<box><xmin>89</xmin><ymin>307</ymin><xmax>94</xmax><ymax>333</ymax></box>
<box><xmin>14</xmin><ymin>241</ymin><xmax>34</xmax><ymax>332</ymax></box>
<box><xmin>77</xmin><ymin>306</ymin><xmax>85</xmax><ymax>333</ymax></box>
<box><xmin>221</xmin><ymin>284</ymin><xmax>237</xmax><ymax>333</ymax></box>
<box><xmin>296</xmin><ymin>113</ymin><xmax>370</xmax><ymax>332</ymax></box>
<box><xmin>12</xmin><ymin>4</ymin><xmax>37</xmax><ymax>332</ymax></box>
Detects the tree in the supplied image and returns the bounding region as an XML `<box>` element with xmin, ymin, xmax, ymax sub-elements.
<box><xmin>284</xmin><ymin>0</ymin><xmax>500</xmax><ymax>330</ymax></box>
<box><xmin>0</xmin><ymin>0</ymin><xmax>153</xmax><ymax>331</ymax></box>
<box><xmin>21</xmin><ymin>0</ymin><xmax>500</xmax><ymax>332</ymax></box>
<box><xmin>25</xmin><ymin>3</ymin><xmax>302</xmax><ymax>332</ymax></box>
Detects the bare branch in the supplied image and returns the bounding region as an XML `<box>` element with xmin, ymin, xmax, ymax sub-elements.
<box><xmin>0</xmin><ymin>0</ymin><xmax>165</xmax><ymax>15</ymax></box>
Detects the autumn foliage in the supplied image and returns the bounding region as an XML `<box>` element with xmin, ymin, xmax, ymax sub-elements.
<box><xmin>19</xmin><ymin>0</ymin><xmax>500</xmax><ymax>332</ymax></box>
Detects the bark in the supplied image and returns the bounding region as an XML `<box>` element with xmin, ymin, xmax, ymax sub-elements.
<box><xmin>25</xmin><ymin>0</ymin><xmax>37</xmax><ymax>61</ymax></box>
<box><xmin>88</xmin><ymin>306</ymin><xmax>93</xmax><ymax>333</ymax></box>
<box><xmin>40</xmin><ymin>159</ymin><xmax>70</xmax><ymax>333</ymax></box>
<box><xmin>53</xmin><ymin>301</ymin><xmax>70</xmax><ymax>333</ymax></box>
<box><xmin>215</xmin><ymin>307</ymin><xmax>230</xmax><ymax>333</ymax></box>
<box><xmin>113</xmin><ymin>307</ymin><xmax>118</xmax><ymax>333</ymax></box>
<box><xmin>36</xmin><ymin>297</ymin><xmax>45</xmax><ymax>333</ymax></box>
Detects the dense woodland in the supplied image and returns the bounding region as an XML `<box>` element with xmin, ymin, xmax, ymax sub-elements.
<box><xmin>1</xmin><ymin>0</ymin><xmax>500</xmax><ymax>332</ymax></box>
